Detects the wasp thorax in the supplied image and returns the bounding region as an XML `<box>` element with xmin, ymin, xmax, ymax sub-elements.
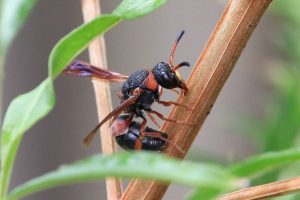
<box><xmin>152</xmin><ymin>62</ymin><xmax>183</xmax><ymax>89</ymax></box>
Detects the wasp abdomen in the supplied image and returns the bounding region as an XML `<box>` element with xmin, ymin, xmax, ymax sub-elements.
<box><xmin>115</xmin><ymin>121</ymin><xmax>167</xmax><ymax>151</ymax></box>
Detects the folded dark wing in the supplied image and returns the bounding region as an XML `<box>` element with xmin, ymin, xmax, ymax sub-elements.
<box><xmin>64</xmin><ymin>60</ymin><xmax>128</xmax><ymax>83</ymax></box>
<box><xmin>83</xmin><ymin>87</ymin><xmax>143</xmax><ymax>145</ymax></box>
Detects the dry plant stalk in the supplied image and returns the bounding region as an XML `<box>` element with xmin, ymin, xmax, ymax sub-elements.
<box><xmin>220</xmin><ymin>177</ymin><xmax>300</xmax><ymax>200</ymax></box>
<box><xmin>122</xmin><ymin>0</ymin><xmax>273</xmax><ymax>199</ymax></box>
<box><xmin>81</xmin><ymin>0</ymin><xmax>123</xmax><ymax>199</ymax></box>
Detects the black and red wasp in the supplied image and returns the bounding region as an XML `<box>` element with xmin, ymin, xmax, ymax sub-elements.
<box><xmin>64</xmin><ymin>30</ymin><xmax>191</xmax><ymax>151</ymax></box>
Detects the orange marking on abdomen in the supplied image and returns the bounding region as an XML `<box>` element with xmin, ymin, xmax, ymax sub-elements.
<box><xmin>112</xmin><ymin>118</ymin><xmax>129</xmax><ymax>137</ymax></box>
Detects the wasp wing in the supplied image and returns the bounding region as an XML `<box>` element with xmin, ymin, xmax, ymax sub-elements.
<box><xmin>64</xmin><ymin>60</ymin><xmax>128</xmax><ymax>83</ymax></box>
<box><xmin>83</xmin><ymin>88</ymin><xmax>143</xmax><ymax>145</ymax></box>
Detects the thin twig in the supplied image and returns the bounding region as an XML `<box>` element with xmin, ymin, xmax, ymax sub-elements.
<box><xmin>220</xmin><ymin>177</ymin><xmax>300</xmax><ymax>200</ymax></box>
<box><xmin>121</xmin><ymin>0</ymin><xmax>273</xmax><ymax>199</ymax></box>
<box><xmin>80</xmin><ymin>0</ymin><xmax>123</xmax><ymax>200</ymax></box>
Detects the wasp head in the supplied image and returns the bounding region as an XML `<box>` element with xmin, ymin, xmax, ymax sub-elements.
<box><xmin>152</xmin><ymin>30</ymin><xmax>190</xmax><ymax>94</ymax></box>
<box><xmin>152</xmin><ymin>61</ymin><xmax>190</xmax><ymax>93</ymax></box>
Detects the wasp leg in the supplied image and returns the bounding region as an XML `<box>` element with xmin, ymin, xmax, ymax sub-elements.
<box><xmin>170</xmin><ymin>88</ymin><xmax>180</xmax><ymax>95</ymax></box>
<box><xmin>156</xmin><ymin>99</ymin><xmax>193</xmax><ymax>110</ymax></box>
<box><xmin>134</xmin><ymin>139</ymin><xmax>142</xmax><ymax>151</ymax></box>
<box><xmin>133</xmin><ymin>116</ymin><xmax>148</xmax><ymax>151</ymax></box>
<box><xmin>159</xmin><ymin>86</ymin><xmax>163</xmax><ymax>96</ymax></box>
<box><xmin>159</xmin><ymin>86</ymin><xmax>180</xmax><ymax>96</ymax></box>
<box><xmin>146</xmin><ymin>112</ymin><xmax>161</xmax><ymax>129</ymax></box>
<box><xmin>117</xmin><ymin>91</ymin><xmax>123</xmax><ymax>100</ymax></box>
<box><xmin>83</xmin><ymin>87</ymin><xmax>143</xmax><ymax>145</ymax></box>
<box><xmin>147</xmin><ymin>109</ymin><xmax>194</xmax><ymax>125</ymax></box>
<box><xmin>139</xmin><ymin>116</ymin><xmax>147</xmax><ymax>138</ymax></box>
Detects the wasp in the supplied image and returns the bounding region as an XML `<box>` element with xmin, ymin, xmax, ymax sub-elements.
<box><xmin>64</xmin><ymin>31</ymin><xmax>191</xmax><ymax>151</ymax></box>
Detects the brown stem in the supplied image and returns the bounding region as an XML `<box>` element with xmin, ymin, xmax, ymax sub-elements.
<box><xmin>121</xmin><ymin>0</ymin><xmax>273</xmax><ymax>199</ymax></box>
<box><xmin>80</xmin><ymin>0</ymin><xmax>123</xmax><ymax>199</ymax></box>
<box><xmin>220</xmin><ymin>177</ymin><xmax>300</xmax><ymax>200</ymax></box>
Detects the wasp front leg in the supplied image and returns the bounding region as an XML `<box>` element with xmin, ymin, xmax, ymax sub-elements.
<box><xmin>155</xmin><ymin>88</ymin><xmax>192</xmax><ymax>110</ymax></box>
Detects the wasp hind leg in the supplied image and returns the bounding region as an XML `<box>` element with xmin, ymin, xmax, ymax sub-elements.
<box><xmin>133</xmin><ymin>116</ymin><xmax>148</xmax><ymax>151</ymax></box>
<box><xmin>146</xmin><ymin>109</ymin><xmax>194</xmax><ymax>125</ymax></box>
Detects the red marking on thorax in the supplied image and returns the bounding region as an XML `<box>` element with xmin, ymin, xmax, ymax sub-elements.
<box><xmin>143</xmin><ymin>70</ymin><xmax>158</xmax><ymax>91</ymax></box>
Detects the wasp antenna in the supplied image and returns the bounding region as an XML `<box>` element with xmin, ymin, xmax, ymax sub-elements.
<box><xmin>172</xmin><ymin>61</ymin><xmax>190</xmax><ymax>71</ymax></box>
<box><xmin>170</xmin><ymin>30</ymin><xmax>185</xmax><ymax>66</ymax></box>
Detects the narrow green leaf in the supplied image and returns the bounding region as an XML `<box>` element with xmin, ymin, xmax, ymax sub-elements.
<box><xmin>0</xmin><ymin>0</ymin><xmax>38</xmax><ymax>51</ymax></box>
<box><xmin>49</xmin><ymin>0</ymin><xmax>169</xmax><ymax>78</ymax></box>
<box><xmin>6</xmin><ymin>152</ymin><xmax>236</xmax><ymax>200</ymax></box>
<box><xmin>48</xmin><ymin>15</ymin><xmax>121</xmax><ymax>79</ymax></box>
<box><xmin>228</xmin><ymin>149</ymin><xmax>300</xmax><ymax>178</ymax></box>
<box><xmin>0</xmin><ymin>78</ymin><xmax>55</xmax><ymax>198</ymax></box>
<box><xmin>113</xmin><ymin>0</ymin><xmax>168</xmax><ymax>19</ymax></box>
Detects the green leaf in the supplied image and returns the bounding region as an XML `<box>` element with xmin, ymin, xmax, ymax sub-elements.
<box><xmin>113</xmin><ymin>0</ymin><xmax>167</xmax><ymax>19</ymax></box>
<box><xmin>0</xmin><ymin>0</ymin><xmax>37</xmax><ymax>51</ymax></box>
<box><xmin>6</xmin><ymin>152</ymin><xmax>237</xmax><ymax>200</ymax></box>
<box><xmin>48</xmin><ymin>15</ymin><xmax>121</xmax><ymax>78</ymax></box>
<box><xmin>49</xmin><ymin>0</ymin><xmax>169</xmax><ymax>78</ymax></box>
<box><xmin>0</xmin><ymin>0</ymin><xmax>38</xmax><ymax>146</ymax></box>
<box><xmin>275</xmin><ymin>162</ymin><xmax>300</xmax><ymax>200</ymax></box>
<box><xmin>0</xmin><ymin>78</ymin><xmax>55</xmax><ymax>198</ymax></box>
<box><xmin>186</xmin><ymin>187</ymin><xmax>226</xmax><ymax>200</ymax></box>
<box><xmin>228</xmin><ymin>149</ymin><xmax>300</xmax><ymax>178</ymax></box>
